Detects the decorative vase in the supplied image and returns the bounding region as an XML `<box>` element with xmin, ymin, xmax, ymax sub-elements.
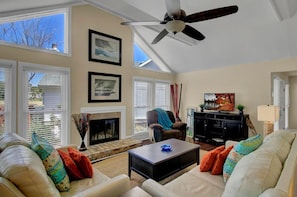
<box><xmin>239</xmin><ymin>110</ymin><xmax>243</xmax><ymax>115</ymax></box>
<box><xmin>79</xmin><ymin>131</ymin><xmax>87</xmax><ymax>151</ymax></box>
<box><xmin>200</xmin><ymin>107</ymin><xmax>204</xmax><ymax>112</ymax></box>
<box><xmin>72</xmin><ymin>113</ymin><xmax>90</xmax><ymax>151</ymax></box>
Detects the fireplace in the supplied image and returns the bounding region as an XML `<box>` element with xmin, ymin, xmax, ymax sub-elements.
<box><xmin>89</xmin><ymin>118</ymin><xmax>119</xmax><ymax>145</ymax></box>
<box><xmin>81</xmin><ymin>106</ymin><xmax>126</xmax><ymax>146</ymax></box>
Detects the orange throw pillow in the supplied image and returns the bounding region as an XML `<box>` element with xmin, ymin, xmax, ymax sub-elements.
<box><xmin>57</xmin><ymin>149</ymin><xmax>84</xmax><ymax>180</ymax></box>
<box><xmin>200</xmin><ymin>145</ymin><xmax>225</xmax><ymax>172</ymax></box>
<box><xmin>211</xmin><ymin>145</ymin><xmax>234</xmax><ymax>175</ymax></box>
<box><xmin>68</xmin><ymin>147</ymin><xmax>93</xmax><ymax>178</ymax></box>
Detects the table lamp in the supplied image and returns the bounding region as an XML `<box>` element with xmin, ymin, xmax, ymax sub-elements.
<box><xmin>257</xmin><ymin>105</ymin><xmax>279</xmax><ymax>136</ymax></box>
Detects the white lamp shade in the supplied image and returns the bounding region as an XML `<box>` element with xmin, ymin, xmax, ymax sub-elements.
<box><xmin>257</xmin><ymin>105</ymin><xmax>279</xmax><ymax>122</ymax></box>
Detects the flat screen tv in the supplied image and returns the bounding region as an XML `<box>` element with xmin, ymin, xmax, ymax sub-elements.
<box><xmin>204</xmin><ymin>93</ymin><xmax>235</xmax><ymax>112</ymax></box>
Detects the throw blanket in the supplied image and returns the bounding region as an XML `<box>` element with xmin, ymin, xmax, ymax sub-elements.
<box><xmin>154</xmin><ymin>108</ymin><xmax>173</xmax><ymax>130</ymax></box>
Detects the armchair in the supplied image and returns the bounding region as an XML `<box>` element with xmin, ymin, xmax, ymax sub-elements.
<box><xmin>147</xmin><ymin>109</ymin><xmax>187</xmax><ymax>142</ymax></box>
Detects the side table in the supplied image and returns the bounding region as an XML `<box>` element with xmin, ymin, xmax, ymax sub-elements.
<box><xmin>119</xmin><ymin>186</ymin><xmax>152</xmax><ymax>197</ymax></box>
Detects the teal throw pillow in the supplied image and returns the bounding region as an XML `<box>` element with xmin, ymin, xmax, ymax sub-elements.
<box><xmin>223</xmin><ymin>148</ymin><xmax>244</xmax><ymax>182</ymax></box>
<box><xmin>234</xmin><ymin>134</ymin><xmax>263</xmax><ymax>155</ymax></box>
<box><xmin>31</xmin><ymin>133</ymin><xmax>70</xmax><ymax>192</ymax></box>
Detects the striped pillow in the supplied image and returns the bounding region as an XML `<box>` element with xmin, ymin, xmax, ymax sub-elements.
<box><xmin>31</xmin><ymin>133</ymin><xmax>70</xmax><ymax>192</ymax></box>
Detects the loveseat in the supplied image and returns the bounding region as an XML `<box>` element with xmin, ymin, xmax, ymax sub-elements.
<box><xmin>0</xmin><ymin>132</ymin><xmax>131</xmax><ymax>197</ymax></box>
<box><xmin>142</xmin><ymin>130</ymin><xmax>297</xmax><ymax>197</ymax></box>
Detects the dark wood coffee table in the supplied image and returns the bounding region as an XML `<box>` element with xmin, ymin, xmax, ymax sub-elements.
<box><xmin>128</xmin><ymin>138</ymin><xmax>200</xmax><ymax>181</ymax></box>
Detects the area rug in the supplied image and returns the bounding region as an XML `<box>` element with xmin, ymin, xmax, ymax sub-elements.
<box><xmin>93</xmin><ymin>150</ymin><xmax>207</xmax><ymax>188</ymax></box>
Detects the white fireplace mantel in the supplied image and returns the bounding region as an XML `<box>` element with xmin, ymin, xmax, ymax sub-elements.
<box><xmin>81</xmin><ymin>106</ymin><xmax>126</xmax><ymax>143</ymax></box>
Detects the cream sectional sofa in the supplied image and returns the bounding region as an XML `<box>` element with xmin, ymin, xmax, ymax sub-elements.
<box><xmin>0</xmin><ymin>133</ymin><xmax>130</xmax><ymax>197</ymax></box>
<box><xmin>142</xmin><ymin>130</ymin><xmax>297</xmax><ymax>197</ymax></box>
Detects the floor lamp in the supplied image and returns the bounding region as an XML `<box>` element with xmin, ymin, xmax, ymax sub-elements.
<box><xmin>257</xmin><ymin>105</ymin><xmax>279</xmax><ymax>136</ymax></box>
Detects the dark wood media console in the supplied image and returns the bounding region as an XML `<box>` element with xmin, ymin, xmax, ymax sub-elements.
<box><xmin>193</xmin><ymin>112</ymin><xmax>249</xmax><ymax>144</ymax></box>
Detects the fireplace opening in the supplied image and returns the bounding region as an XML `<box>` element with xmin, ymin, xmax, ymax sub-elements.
<box><xmin>89</xmin><ymin>118</ymin><xmax>119</xmax><ymax>145</ymax></box>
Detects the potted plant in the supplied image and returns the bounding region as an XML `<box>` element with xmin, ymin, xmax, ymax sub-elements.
<box><xmin>236</xmin><ymin>104</ymin><xmax>245</xmax><ymax>115</ymax></box>
<box><xmin>199</xmin><ymin>104</ymin><xmax>205</xmax><ymax>112</ymax></box>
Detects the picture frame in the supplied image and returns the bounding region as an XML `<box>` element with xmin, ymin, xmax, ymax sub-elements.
<box><xmin>88</xmin><ymin>72</ymin><xmax>121</xmax><ymax>102</ymax></box>
<box><xmin>88</xmin><ymin>29</ymin><xmax>122</xmax><ymax>65</ymax></box>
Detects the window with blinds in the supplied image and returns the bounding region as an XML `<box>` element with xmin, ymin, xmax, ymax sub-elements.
<box><xmin>0</xmin><ymin>60</ymin><xmax>16</xmax><ymax>135</ymax></box>
<box><xmin>133</xmin><ymin>78</ymin><xmax>170</xmax><ymax>133</ymax></box>
<box><xmin>18</xmin><ymin>62</ymin><xmax>70</xmax><ymax>146</ymax></box>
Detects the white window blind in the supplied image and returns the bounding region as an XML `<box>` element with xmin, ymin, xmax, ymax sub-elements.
<box><xmin>0</xmin><ymin>60</ymin><xmax>16</xmax><ymax>135</ymax></box>
<box><xmin>18</xmin><ymin>62</ymin><xmax>69</xmax><ymax>146</ymax></box>
<box><xmin>133</xmin><ymin>78</ymin><xmax>170</xmax><ymax>133</ymax></box>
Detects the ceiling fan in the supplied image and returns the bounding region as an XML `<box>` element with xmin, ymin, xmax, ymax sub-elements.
<box><xmin>121</xmin><ymin>0</ymin><xmax>238</xmax><ymax>44</ymax></box>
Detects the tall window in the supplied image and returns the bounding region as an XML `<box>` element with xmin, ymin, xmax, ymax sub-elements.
<box><xmin>0</xmin><ymin>8</ymin><xmax>69</xmax><ymax>54</ymax></box>
<box><xmin>0</xmin><ymin>60</ymin><xmax>16</xmax><ymax>135</ymax></box>
<box><xmin>18</xmin><ymin>62</ymin><xmax>70</xmax><ymax>146</ymax></box>
<box><xmin>133</xmin><ymin>78</ymin><xmax>170</xmax><ymax>133</ymax></box>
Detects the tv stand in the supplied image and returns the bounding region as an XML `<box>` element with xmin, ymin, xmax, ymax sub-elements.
<box><xmin>193</xmin><ymin>112</ymin><xmax>249</xmax><ymax>145</ymax></box>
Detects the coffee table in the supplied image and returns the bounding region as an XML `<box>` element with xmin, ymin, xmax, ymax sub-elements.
<box><xmin>128</xmin><ymin>138</ymin><xmax>200</xmax><ymax>181</ymax></box>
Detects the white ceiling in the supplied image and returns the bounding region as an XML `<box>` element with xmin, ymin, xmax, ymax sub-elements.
<box><xmin>0</xmin><ymin>0</ymin><xmax>297</xmax><ymax>73</ymax></box>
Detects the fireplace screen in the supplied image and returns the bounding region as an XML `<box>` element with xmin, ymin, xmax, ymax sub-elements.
<box><xmin>89</xmin><ymin>118</ymin><xmax>119</xmax><ymax>145</ymax></box>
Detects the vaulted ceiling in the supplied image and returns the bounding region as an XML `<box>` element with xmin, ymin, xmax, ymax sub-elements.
<box><xmin>1</xmin><ymin>0</ymin><xmax>297</xmax><ymax>73</ymax></box>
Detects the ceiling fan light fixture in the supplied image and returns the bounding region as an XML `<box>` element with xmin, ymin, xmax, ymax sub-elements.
<box><xmin>165</xmin><ymin>20</ymin><xmax>185</xmax><ymax>34</ymax></box>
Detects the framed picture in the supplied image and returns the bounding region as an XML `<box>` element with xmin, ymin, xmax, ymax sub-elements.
<box><xmin>88</xmin><ymin>72</ymin><xmax>121</xmax><ymax>102</ymax></box>
<box><xmin>88</xmin><ymin>29</ymin><xmax>122</xmax><ymax>65</ymax></box>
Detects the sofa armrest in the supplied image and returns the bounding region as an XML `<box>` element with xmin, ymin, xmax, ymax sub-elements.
<box><xmin>72</xmin><ymin>174</ymin><xmax>130</xmax><ymax>197</ymax></box>
<box><xmin>142</xmin><ymin>179</ymin><xmax>179</xmax><ymax>197</ymax></box>
<box><xmin>0</xmin><ymin>177</ymin><xmax>26</xmax><ymax>197</ymax></box>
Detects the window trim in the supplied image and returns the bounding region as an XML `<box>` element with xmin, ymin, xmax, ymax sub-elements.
<box><xmin>0</xmin><ymin>59</ymin><xmax>16</xmax><ymax>133</ymax></box>
<box><xmin>0</xmin><ymin>7</ymin><xmax>71</xmax><ymax>56</ymax></box>
<box><xmin>132</xmin><ymin>76</ymin><xmax>171</xmax><ymax>135</ymax></box>
<box><xmin>17</xmin><ymin>61</ymin><xmax>70</xmax><ymax>145</ymax></box>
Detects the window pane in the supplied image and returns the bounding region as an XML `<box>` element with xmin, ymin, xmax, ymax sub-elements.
<box><xmin>133</xmin><ymin>79</ymin><xmax>170</xmax><ymax>134</ymax></box>
<box><xmin>0</xmin><ymin>10</ymin><xmax>67</xmax><ymax>53</ymax></box>
<box><xmin>155</xmin><ymin>82</ymin><xmax>170</xmax><ymax>109</ymax></box>
<box><xmin>0</xmin><ymin>67</ymin><xmax>8</xmax><ymax>134</ymax></box>
<box><xmin>24</xmin><ymin>71</ymin><xmax>64</xmax><ymax>145</ymax></box>
<box><xmin>133</xmin><ymin>43</ymin><xmax>161</xmax><ymax>71</ymax></box>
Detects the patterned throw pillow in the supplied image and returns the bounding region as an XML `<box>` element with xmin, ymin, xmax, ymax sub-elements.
<box><xmin>31</xmin><ymin>133</ymin><xmax>70</xmax><ymax>191</ymax></box>
<box><xmin>200</xmin><ymin>145</ymin><xmax>225</xmax><ymax>172</ymax></box>
<box><xmin>234</xmin><ymin>134</ymin><xmax>263</xmax><ymax>155</ymax></box>
<box><xmin>223</xmin><ymin>148</ymin><xmax>244</xmax><ymax>182</ymax></box>
<box><xmin>223</xmin><ymin>134</ymin><xmax>263</xmax><ymax>182</ymax></box>
<box><xmin>57</xmin><ymin>149</ymin><xmax>84</xmax><ymax>180</ymax></box>
<box><xmin>68</xmin><ymin>147</ymin><xmax>93</xmax><ymax>178</ymax></box>
<box><xmin>211</xmin><ymin>145</ymin><xmax>233</xmax><ymax>175</ymax></box>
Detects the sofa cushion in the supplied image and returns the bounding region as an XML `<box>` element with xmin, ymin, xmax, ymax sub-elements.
<box><xmin>222</xmin><ymin>151</ymin><xmax>282</xmax><ymax>197</ymax></box>
<box><xmin>234</xmin><ymin>134</ymin><xmax>263</xmax><ymax>155</ymax></box>
<box><xmin>211</xmin><ymin>145</ymin><xmax>233</xmax><ymax>175</ymax></box>
<box><xmin>0</xmin><ymin>145</ymin><xmax>60</xmax><ymax>197</ymax></box>
<box><xmin>68</xmin><ymin>147</ymin><xmax>93</xmax><ymax>178</ymax></box>
<box><xmin>258</xmin><ymin>137</ymin><xmax>290</xmax><ymax>163</ymax></box>
<box><xmin>57</xmin><ymin>149</ymin><xmax>84</xmax><ymax>180</ymax></box>
<box><xmin>31</xmin><ymin>133</ymin><xmax>70</xmax><ymax>191</ymax></box>
<box><xmin>200</xmin><ymin>145</ymin><xmax>225</xmax><ymax>172</ymax></box>
<box><xmin>0</xmin><ymin>132</ymin><xmax>30</xmax><ymax>152</ymax></box>
<box><xmin>264</xmin><ymin>130</ymin><xmax>295</xmax><ymax>144</ymax></box>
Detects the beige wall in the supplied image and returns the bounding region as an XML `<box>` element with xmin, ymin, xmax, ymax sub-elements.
<box><xmin>176</xmin><ymin>58</ymin><xmax>297</xmax><ymax>136</ymax></box>
<box><xmin>0</xmin><ymin>5</ymin><xmax>175</xmax><ymax>145</ymax></box>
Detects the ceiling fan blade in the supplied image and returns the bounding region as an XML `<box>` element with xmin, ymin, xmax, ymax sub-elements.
<box><xmin>151</xmin><ymin>29</ymin><xmax>169</xmax><ymax>44</ymax></box>
<box><xmin>165</xmin><ymin>0</ymin><xmax>181</xmax><ymax>17</ymax></box>
<box><xmin>182</xmin><ymin>25</ymin><xmax>205</xmax><ymax>41</ymax></box>
<box><xmin>121</xmin><ymin>21</ymin><xmax>162</xmax><ymax>26</ymax></box>
<box><xmin>184</xmin><ymin>5</ymin><xmax>238</xmax><ymax>23</ymax></box>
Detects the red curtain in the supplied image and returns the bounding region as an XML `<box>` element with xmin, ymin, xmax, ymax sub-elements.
<box><xmin>170</xmin><ymin>83</ymin><xmax>182</xmax><ymax>120</ymax></box>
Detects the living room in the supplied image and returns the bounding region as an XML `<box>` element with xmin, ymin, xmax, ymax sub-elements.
<box><xmin>0</xmin><ymin>2</ymin><xmax>296</xmax><ymax>145</ymax></box>
<box><xmin>1</xmin><ymin>1</ymin><xmax>297</xmax><ymax>197</ymax></box>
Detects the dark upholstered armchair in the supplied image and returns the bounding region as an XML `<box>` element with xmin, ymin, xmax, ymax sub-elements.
<box><xmin>146</xmin><ymin>110</ymin><xmax>187</xmax><ymax>142</ymax></box>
